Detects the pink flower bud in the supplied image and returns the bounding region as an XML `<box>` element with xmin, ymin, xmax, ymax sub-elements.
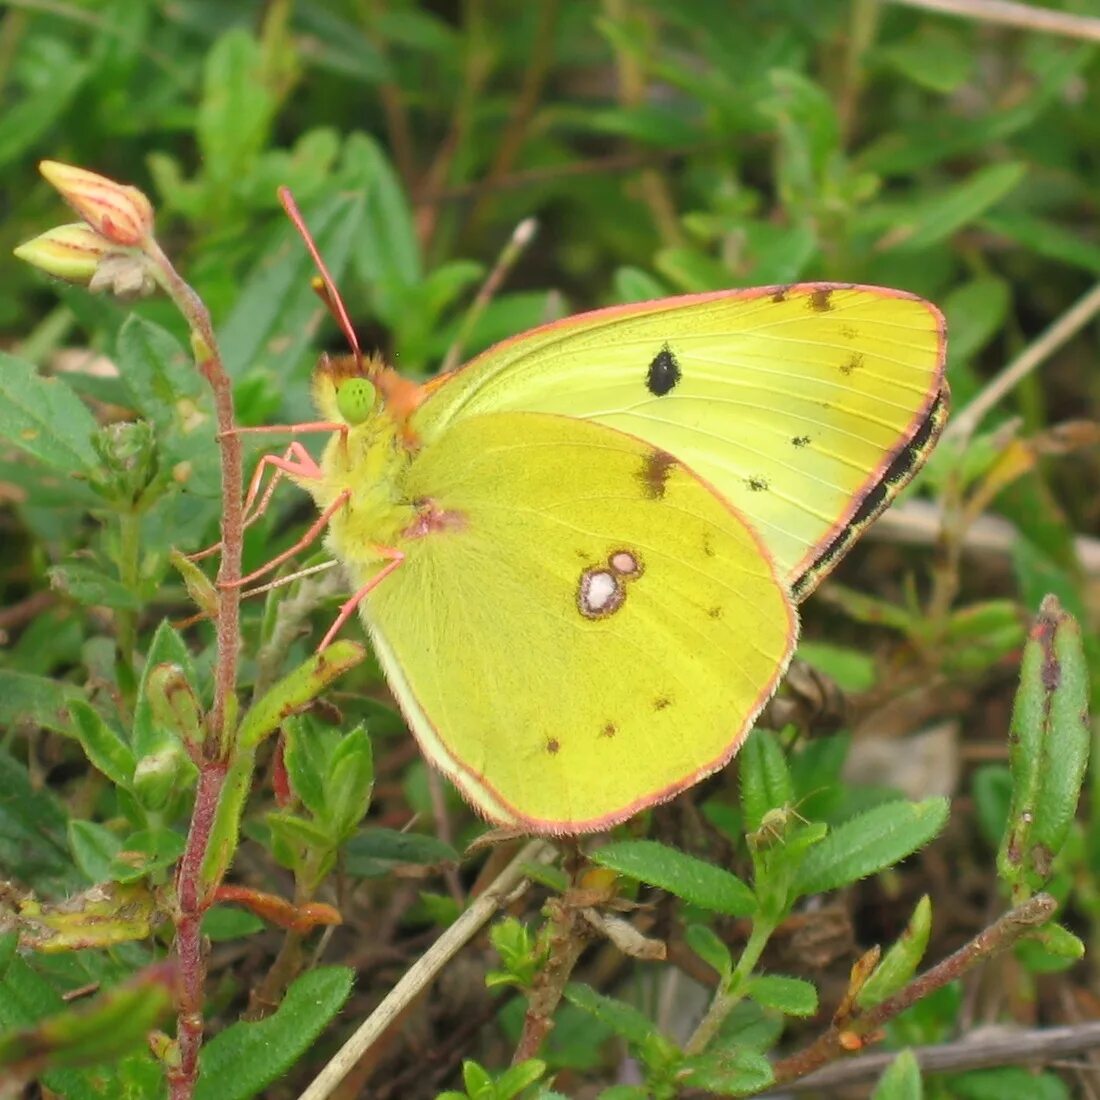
<box><xmin>39</xmin><ymin>160</ymin><xmax>154</xmax><ymax>247</ymax></box>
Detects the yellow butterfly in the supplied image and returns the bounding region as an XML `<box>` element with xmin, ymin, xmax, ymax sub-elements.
<box><xmin>247</xmin><ymin>193</ymin><xmax>947</xmax><ymax>836</ymax></box>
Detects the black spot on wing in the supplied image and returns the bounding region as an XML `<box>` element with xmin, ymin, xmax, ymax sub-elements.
<box><xmin>747</xmin><ymin>476</ymin><xmax>769</xmax><ymax>492</ymax></box>
<box><xmin>601</xmin><ymin>722</ymin><xmax>617</xmax><ymax>738</ymax></box>
<box><xmin>792</xmin><ymin>435</ymin><xmax>812</xmax><ymax>448</ymax></box>
<box><xmin>646</xmin><ymin>345</ymin><xmax>681</xmax><ymax>396</ymax></box>
<box><xmin>810</xmin><ymin>288</ymin><xmax>834</xmax><ymax>312</ymax></box>
<box><xmin>840</xmin><ymin>353</ymin><xmax>864</xmax><ymax>376</ymax></box>
<box><xmin>547</xmin><ymin>738</ymin><xmax>561</xmax><ymax>754</ymax></box>
<box><xmin>653</xmin><ymin>696</ymin><xmax>671</xmax><ymax>711</ymax></box>
<box><xmin>771</xmin><ymin>286</ymin><xmax>790</xmax><ymax>303</ymax></box>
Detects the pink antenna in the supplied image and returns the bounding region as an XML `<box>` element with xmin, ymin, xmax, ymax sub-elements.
<box><xmin>278</xmin><ymin>186</ymin><xmax>363</xmax><ymax>371</ymax></box>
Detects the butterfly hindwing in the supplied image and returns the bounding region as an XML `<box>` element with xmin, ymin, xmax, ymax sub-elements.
<box><xmin>413</xmin><ymin>284</ymin><xmax>947</xmax><ymax>597</ymax></box>
<box><xmin>349</xmin><ymin>411</ymin><xmax>797</xmax><ymax>834</ymax></box>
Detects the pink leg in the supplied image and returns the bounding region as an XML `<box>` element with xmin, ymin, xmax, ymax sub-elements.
<box><xmin>225</xmin><ymin>489</ymin><xmax>351</xmax><ymax>588</ymax></box>
<box><xmin>318</xmin><ymin>549</ymin><xmax>404</xmax><ymax>651</ymax></box>
<box><xmin>242</xmin><ymin>443</ymin><xmax>322</xmax><ymax>527</ymax></box>
<box><xmin>191</xmin><ymin>446</ymin><xmax>327</xmax><ymax>563</ymax></box>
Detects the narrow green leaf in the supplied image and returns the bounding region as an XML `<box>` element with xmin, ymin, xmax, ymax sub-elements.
<box><xmin>739</xmin><ymin>729</ymin><xmax>793</xmax><ymax>833</ymax></box>
<box><xmin>859</xmin><ymin>896</ymin><xmax>932</xmax><ymax>1008</ymax></box>
<box><xmin>563</xmin><ymin>984</ymin><xmax>665</xmax><ymax>1049</ymax></box>
<box><xmin>133</xmin><ymin>620</ymin><xmax>199</xmax><ymax>759</ymax></box>
<box><xmin>684</xmin><ymin>924</ymin><xmax>733</xmax><ymax>983</ymax></box>
<box><xmin>0</xmin><ymin>62</ymin><xmax>87</xmax><ymax>168</ymax></box>
<box><xmin>283</xmin><ymin>718</ymin><xmax>329</xmax><ymax>819</ymax></box>
<box><xmin>592</xmin><ymin>840</ymin><xmax>755</xmax><ymax>916</ymax></box>
<box><xmin>746</xmin><ymin>974</ymin><xmax>818</xmax><ymax>1016</ymax></box>
<box><xmin>0</xmin><ymin>354</ymin><xmax>98</xmax><ymax>471</ymax></box>
<box><xmin>984</xmin><ymin>211</ymin><xmax>1100</xmax><ymax>276</ymax></box>
<box><xmin>322</xmin><ymin>726</ymin><xmax>374</xmax><ymax>840</ymax></box>
<box><xmin>194</xmin><ymin>967</ymin><xmax>354</xmax><ymax>1100</ymax></box>
<box><xmin>793</xmin><ymin>798</ymin><xmax>949</xmax><ymax>896</ymax></box>
<box><xmin>343</xmin><ymin>828</ymin><xmax>460</xmax><ymax>877</ymax></box>
<box><xmin>68</xmin><ymin>700</ymin><xmax>135</xmax><ymax>788</ymax></box>
<box><xmin>872</xmin><ymin>1049</ymin><xmax>922</xmax><ymax>1100</ymax></box>
<box><xmin>344</xmin><ymin>132</ymin><xmax>422</xmax><ymax>292</ymax></box>
<box><xmin>238</xmin><ymin>641</ymin><xmax>366</xmax><ymax>748</ymax></box>
<box><xmin>201</xmin><ymin>751</ymin><xmax>256</xmax><ymax>892</ymax></box>
<box><xmin>878</xmin><ymin>162</ymin><xmax>1026</xmax><ymax>252</ymax></box>
<box><xmin>998</xmin><ymin>596</ymin><xmax>1091</xmax><ymax>895</ymax></box>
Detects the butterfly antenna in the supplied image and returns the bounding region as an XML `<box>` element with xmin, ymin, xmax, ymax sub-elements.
<box><xmin>278</xmin><ymin>186</ymin><xmax>364</xmax><ymax>372</ymax></box>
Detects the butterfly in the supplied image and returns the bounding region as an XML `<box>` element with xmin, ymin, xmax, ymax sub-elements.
<box><xmin>246</xmin><ymin>192</ymin><xmax>948</xmax><ymax>836</ymax></box>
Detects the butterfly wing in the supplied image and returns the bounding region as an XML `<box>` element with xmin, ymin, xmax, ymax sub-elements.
<box><xmin>412</xmin><ymin>284</ymin><xmax>947</xmax><ymax>598</ymax></box>
<box><xmin>344</xmin><ymin>411</ymin><xmax>797</xmax><ymax>834</ymax></box>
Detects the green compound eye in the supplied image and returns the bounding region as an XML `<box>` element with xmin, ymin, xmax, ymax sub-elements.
<box><xmin>335</xmin><ymin>377</ymin><xmax>377</xmax><ymax>425</ymax></box>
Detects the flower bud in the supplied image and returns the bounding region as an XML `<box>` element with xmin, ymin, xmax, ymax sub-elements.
<box><xmin>39</xmin><ymin>160</ymin><xmax>154</xmax><ymax>247</ymax></box>
<box><xmin>12</xmin><ymin>223</ymin><xmax>113</xmax><ymax>284</ymax></box>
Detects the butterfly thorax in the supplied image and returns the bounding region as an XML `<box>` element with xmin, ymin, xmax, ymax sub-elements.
<box><xmin>319</xmin><ymin>412</ymin><xmax>417</xmax><ymax>567</ymax></box>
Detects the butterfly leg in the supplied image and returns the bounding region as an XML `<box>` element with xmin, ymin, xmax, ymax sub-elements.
<box><xmin>191</xmin><ymin>444</ymin><xmax>329</xmax><ymax>564</ymax></box>
<box><xmin>224</xmin><ymin>488</ymin><xmax>351</xmax><ymax>589</ymax></box>
<box><xmin>317</xmin><ymin>548</ymin><xmax>404</xmax><ymax>651</ymax></box>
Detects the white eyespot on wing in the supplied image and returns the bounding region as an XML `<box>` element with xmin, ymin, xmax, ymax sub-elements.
<box><xmin>578</xmin><ymin>568</ymin><xmax>623</xmax><ymax>618</ymax></box>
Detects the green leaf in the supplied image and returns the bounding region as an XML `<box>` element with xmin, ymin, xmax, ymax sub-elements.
<box><xmin>859</xmin><ymin>896</ymin><xmax>932</xmax><ymax>1008</ymax></box>
<box><xmin>0</xmin><ymin>671</ymin><xmax>81</xmax><ymax>735</ymax></box>
<box><xmin>984</xmin><ymin>211</ymin><xmax>1100</xmax><ymax>276</ymax></box>
<box><xmin>266</xmin><ymin>811</ymin><xmax>335</xmax><ymax>850</ymax></box>
<box><xmin>948</xmin><ymin>1066</ymin><xmax>1068</xmax><ymax>1100</ymax></box>
<box><xmin>238</xmin><ymin>641</ymin><xmax>366</xmax><ymax>748</ymax></box>
<box><xmin>343</xmin><ymin>828</ymin><xmax>460</xmax><ymax>877</ymax></box>
<box><xmin>942</xmin><ymin>277</ymin><xmax>1012</xmax><ymax>364</ymax></box>
<box><xmin>68</xmin><ymin>820</ymin><xmax>122</xmax><ymax>883</ymax></box>
<box><xmin>49</xmin><ymin>561</ymin><xmax>143</xmax><ymax>612</ymax></box>
<box><xmin>462</xmin><ymin>1059</ymin><xmax>494</xmax><ymax>1097</ymax></box>
<box><xmin>878</xmin><ymin>29</ymin><xmax>972</xmax><ymax>94</ymax></box>
<box><xmin>562</xmin><ymin>984</ymin><xmax>665</xmax><ymax>1049</ymax></box>
<box><xmin>68</xmin><ymin>700</ymin><xmax>136</xmax><ymax>788</ymax></box>
<box><xmin>107</xmin><ymin>827</ymin><xmax>186</xmax><ymax>883</ymax></box>
<box><xmin>793</xmin><ymin>798</ymin><xmax>949</xmax><ymax>896</ymax></box>
<box><xmin>322</xmin><ymin>726</ymin><xmax>374</xmax><ymax>840</ymax></box>
<box><xmin>684</xmin><ymin>924</ymin><xmax>733</xmax><ymax>983</ymax></box>
<box><xmin>0</xmin><ymin>749</ymin><xmax>77</xmax><ymax>893</ymax></box>
<box><xmin>0</xmin><ymin>353</ymin><xmax>98</xmax><ymax>471</ymax></box>
<box><xmin>344</xmin><ymin>132</ymin><xmax>422</xmax><ymax>293</ymax></box>
<box><xmin>198</xmin><ymin>28</ymin><xmax>277</xmax><ymax>191</ymax></box>
<box><xmin>872</xmin><ymin>1049</ymin><xmax>922</xmax><ymax>1100</ymax></box>
<box><xmin>739</xmin><ymin>729</ymin><xmax>794</xmax><ymax>832</ymax></box>
<box><xmin>282</xmin><ymin>718</ymin><xmax>329</xmax><ymax>819</ymax></box>
<box><xmin>494</xmin><ymin>1059</ymin><xmax>548</xmax><ymax>1098</ymax></box>
<box><xmin>202</xmin><ymin>906</ymin><xmax>266</xmax><ymax>942</ymax></box>
<box><xmin>998</xmin><ymin>596</ymin><xmax>1091</xmax><ymax>895</ymax></box>
<box><xmin>0</xmin><ymin>973</ymin><xmax>172</xmax><ymax>1075</ymax></box>
<box><xmin>0</xmin><ymin>62</ymin><xmax>88</xmax><ymax>169</ymax></box>
<box><xmin>194</xmin><ymin>967</ymin><xmax>354</xmax><ymax>1100</ymax></box>
<box><xmin>746</xmin><ymin>974</ymin><xmax>818</xmax><ymax>1016</ymax></box>
<box><xmin>872</xmin><ymin>163</ymin><xmax>1026</xmax><ymax>252</ymax></box>
<box><xmin>201</xmin><ymin>751</ymin><xmax>256</xmax><ymax>892</ymax></box>
<box><xmin>591</xmin><ymin>840</ymin><xmax>755</xmax><ymax>916</ymax></box>
<box><xmin>680</xmin><ymin>1044</ymin><xmax>774</xmax><ymax>1094</ymax></box>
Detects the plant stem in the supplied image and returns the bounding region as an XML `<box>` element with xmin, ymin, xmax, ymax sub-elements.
<box><xmin>684</xmin><ymin>917</ymin><xmax>775</xmax><ymax>1056</ymax></box>
<box><xmin>768</xmin><ymin>893</ymin><xmax>1057</xmax><ymax>1088</ymax></box>
<box><xmin>145</xmin><ymin>238</ymin><xmax>246</xmax><ymax>1100</ymax></box>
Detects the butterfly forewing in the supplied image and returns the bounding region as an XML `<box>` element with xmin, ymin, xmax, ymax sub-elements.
<box><xmin>413</xmin><ymin>284</ymin><xmax>947</xmax><ymax>597</ymax></box>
